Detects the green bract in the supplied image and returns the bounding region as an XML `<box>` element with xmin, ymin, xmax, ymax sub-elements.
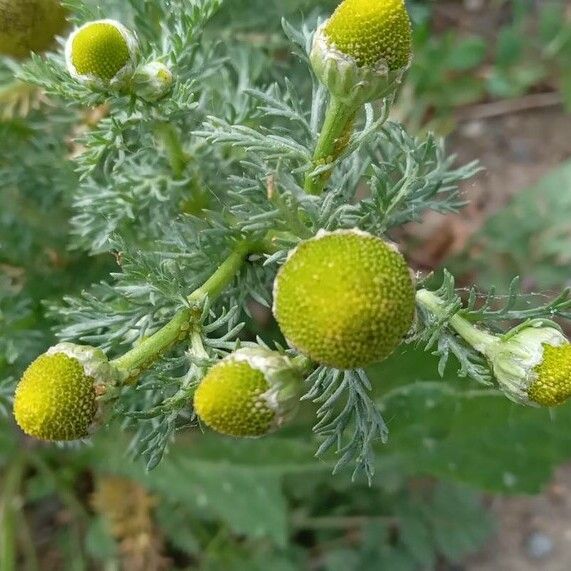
<box><xmin>194</xmin><ymin>348</ymin><xmax>301</xmax><ymax>438</ymax></box>
<box><xmin>273</xmin><ymin>230</ymin><xmax>415</xmax><ymax>369</ymax></box>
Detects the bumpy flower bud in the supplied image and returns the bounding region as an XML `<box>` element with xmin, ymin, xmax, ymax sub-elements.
<box><xmin>13</xmin><ymin>343</ymin><xmax>120</xmax><ymax>441</ymax></box>
<box><xmin>0</xmin><ymin>0</ymin><xmax>67</xmax><ymax>59</ymax></box>
<box><xmin>131</xmin><ymin>61</ymin><xmax>174</xmax><ymax>102</ymax></box>
<box><xmin>273</xmin><ymin>230</ymin><xmax>415</xmax><ymax>370</ymax></box>
<box><xmin>310</xmin><ymin>0</ymin><xmax>412</xmax><ymax>106</ymax></box>
<box><xmin>194</xmin><ymin>348</ymin><xmax>302</xmax><ymax>438</ymax></box>
<box><xmin>65</xmin><ymin>19</ymin><xmax>138</xmax><ymax>89</ymax></box>
<box><xmin>486</xmin><ymin>323</ymin><xmax>571</xmax><ymax>407</ymax></box>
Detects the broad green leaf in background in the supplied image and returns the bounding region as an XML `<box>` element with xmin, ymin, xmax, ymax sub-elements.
<box><xmin>453</xmin><ymin>160</ymin><xmax>571</xmax><ymax>291</ymax></box>
<box><xmin>92</xmin><ymin>434</ymin><xmax>329</xmax><ymax>547</ymax></box>
<box><xmin>370</xmin><ymin>347</ymin><xmax>571</xmax><ymax>493</ymax></box>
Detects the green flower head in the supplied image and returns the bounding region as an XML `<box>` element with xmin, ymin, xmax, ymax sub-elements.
<box><xmin>194</xmin><ymin>348</ymin><xmax>301</xmax><ymax>438</ymax></box>
<box><xmin>324</xmin><ymin>0</ymin><xmax>412</xmax><ymax>70</ymax></box>
<box><xmin>13</xmin><ymin>343</ymin><xmax>118</xmax><ymax>441</ymax></box>
<box><xmin>273</xmin><ymin>230</ymin><xmax>415</xmax><ymax>369</ymax></box>
<box><xmin>487</xmin><ymin>323</ymin><xmax>571</xmax><ymax>407</ymax></box>
<box><xmin>65</xmin><ymin>19</ymin><xmax>138</xmax><ymax>88</ymax></box>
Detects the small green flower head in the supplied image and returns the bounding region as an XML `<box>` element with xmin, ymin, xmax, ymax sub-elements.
<box><xmin>65</xmin><ymin>19</ymin><xmax>138</xmax><ymax>89</ymax></box>
<box><xmin>325</xmin><ymin>0</ymin><xmax>412</xmax><ymax>70</ymax></box>
<box><xmin>0</xmin><ymin>0</ymin><xmax>68</xmax><ymax>59</ymax></box>
<box><xmin>273</xmin><ymin>230</ymin><xmax>415</xmax><ymax>370</ymax></box>
<box><xmin>310</xmin><ymin>0</ymin><xmax>412</xmax><ymax>106</ymax></box>
<box><xmin>194</xmin><ymin>348</ymin><xmax>301</xmax><ymax>438</ymax></box>
<box><xmin>13</xmin><ymin>343</ymin><xmax>118</xmax><ymax>441</ymax></box>
<box><xmin>487</xmin><ymin>323</ymin><xmax>571</xmax><ymax>407</ymax></box>
<box><xmin>131</xmin><ymin>61</ymin><xmax>174</xmax><ymax>102</ymax></box>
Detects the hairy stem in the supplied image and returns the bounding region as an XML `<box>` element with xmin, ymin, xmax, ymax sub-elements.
<box><xmin>154</xmin><ymin>122</ymin><xmax>188</xmax><ymax>179</ymax></box>
<box><xmin>416</xmin><ymin>289</ymin><xmax>498</xmax><ymax>354</ymax></box>
<box><xmin>111</xmin><ymin>245</ymin><xmax>250</xmax><ymax>380</ymax></box>
<box><xmin>304</xmin><ymin>96</ymin><xmax>356</xmax><ymax>195</ymax></box>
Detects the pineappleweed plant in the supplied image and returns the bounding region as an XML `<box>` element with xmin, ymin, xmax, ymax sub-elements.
<box><xmin>7</xmin><ymin>0</ymin><xmax>571</xmax><ymax>481</ymax></box>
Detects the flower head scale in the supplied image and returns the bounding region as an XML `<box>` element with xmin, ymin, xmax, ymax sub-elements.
<box><xmin>13</xmin><ymin>343</ymin><xmax>120</xmax><ymax>441</ymax></box>
<box><xmin>273</xmin><ymin>230</ymin><xmax>415</xmax><ymax>370</ymax></box>
<box><xmin>65</xmin><ymin>19</ymin><xmax>138</xmax><ymax>89</ymax></box>
<box><xmin>486</xmin><ymin>322</ymin><xmax>571</xmax><ymax>407</ymax></box>
<box><xmin>193</xmin><ymin>348</ymin><xmax>302</xmax><ymax>438</ymax></box>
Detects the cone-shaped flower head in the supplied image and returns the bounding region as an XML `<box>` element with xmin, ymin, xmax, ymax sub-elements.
<box><xmin>13</xmin><ymin>343</ymin><xmax>119</xmax><ymax>441</ymax></box>
<box><xmin>65</xmin><ymin>19</ymin><xmax>138</xmax><ymax>88</ymax></box>
<box><xmin>310</xmin><ymin>0</ymin><xmax>412</xmax><ymax>105</ymax></box>
<box><xmin>194</xmin><ymin>348</ymin><xmax>302</xmax><ymax>438</ymax></box>
<box><xmin>486</xmin><ymin>323</ymin><xmax>571</xmax><ymax>407</ymax></box>
<box><xmin>131</xmin><ymin>61</ymin><xmax>174</xmax><ymax>102</ymax></box>
<box><xmin>273</xmin><ymin>230</ymin><xmax>415</xmax><ymax>369</ymax></box>
<box><xmin>325</xmin><ymin>0</ymin><xmax>412</xmax><ymax>70</ymax></box>
<box><xmin>0</xmin><ymin>0</ymin><xmax>68</xmax><ymax>59</ymax></box>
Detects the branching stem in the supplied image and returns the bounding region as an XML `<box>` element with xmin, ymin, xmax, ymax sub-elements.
<box><xmin>111</xmin><ymin>244</ymin><xmax>251</xmax><ymax>380</ymax></box>
<box><xmin>304</xmin><ymin>96</ymin><xmax>356</xmax><ymax>195</ymax></box>
<box><xmin>416</xmin><ymin>289</ymin><xmax>498</xmax><ymax>355</ymax></box>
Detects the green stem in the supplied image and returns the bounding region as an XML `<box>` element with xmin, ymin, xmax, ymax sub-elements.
<box><xmin>304</xmin><ymin>96</ymin><xmax>357</xmax><ymax>195</ymax></box>
<box><xmin>154</xmin><ymin>122</ymin><xmax>188</xmax><ymax>179</ymax></box>
<box><xmin>187</xmin><ymin>246</ymin><xmax>249</xmax><ymax>304</ymax></box>
<box><xmin>110</xmin><ymin>245</ymin><xmax>250</xmax><ymax>380</ymax></box>
<box><xmin>416</xmin><ymin>289</ymin><xmax>497</xmax><ymax>354</ymax></box>
<box><xmin>292</xmin><ymin>354</ymin><xmax>314</xmax><ymax>375</ymax></box>
<box><xmin>0</xmin><ymin>455</ymin><xmax>26</xmax><ymax>571</ymax></box>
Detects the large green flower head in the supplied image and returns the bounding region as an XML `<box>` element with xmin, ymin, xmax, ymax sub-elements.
<box><xmin>273</xmin><ymin>230</ymin><xmax>416</xmax><ymax>370</ymax></box>
<box><xmin>486</xmin><ymin>322</ymin><xmax>571</xmax><ymax>407</ymax></box>
<box><xmin>65</xmin><ymin>19</ymin><xmax>138</xmax><ymax>89</ymax></box>
<box><xmin>310</xmin><ymin>0</ymin><xmax>412</xmax><ymax>105</ymax></box>
<box><xmin>13</xmin><ymin>343</ymin><xmax>119</xmax><ymax>441</ymax></box>
<box><xmin>0</xmin><ymin>0</ymin><xmax>68</xmax><ymax>59</ymax></box>
<box><xmin>194</xmin><ymin>348</ymin><xmax>302</xmax><ymax>438</ymax></box>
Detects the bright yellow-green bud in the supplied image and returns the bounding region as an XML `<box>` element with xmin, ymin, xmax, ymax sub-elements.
<box><xmin>131</xmin><ymin>61</ymin><xmax>174</xmax><ymax>102</ymax></box>
<box><xmin>65</xmin><ymin>19</ymin><xmax>138</xmax><ymax>88</ymax></box>
<box><xmin>194</xmin><ymin>348</ymin><xmax>301</xmax><ymax>438</ymax></box>
<box><xmin>325</xmin><ymin>0</ymin><xmax>412</xmax><ymax>70</ymax></box>
<box><xmin>273</xmin><ymin>230</ymin><xmax>415</xmax><ymax>369</ymax></box>
<box><xmin>0</xmin><ymin>0</ymin><xmax>67</xmax><ymax>59</ymax></box>
<box><xmin>486</xmin><ymin>323</ymin><xmax>571</xmax><ymax>407</ymax></box>
<box><xmin>13</xmin><ymin>343</ymin><xmax>118</xmax><ymax>441</ymax></box>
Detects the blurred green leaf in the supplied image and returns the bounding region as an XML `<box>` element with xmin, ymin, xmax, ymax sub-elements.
<box><xmin>447</xmin><ymin>37</ymin><xmax>487</xmax><ymax>71</ymax></box>
<box><xmin>454</xmin><ymin>160</ymin><xmax>571</xmax><ymax>290</ymax></box>
<box><xmin>373</xmin><ymin>348</ymin><xmax>571</xmax><ymax>493</ymax></box>
<box><xmin>425</xmin><ymin>483</ymin><xmax>493</xmax><ymax>561</ymax></box>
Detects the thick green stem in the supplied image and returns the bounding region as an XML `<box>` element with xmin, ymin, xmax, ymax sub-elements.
<box><xmin>187</xmin><ymin>246</ymin><xmax>249</xmax><ymax>304</ymax></box>
<box><xmin>154</xmin><ymin>122</ymin><xmax>188</xmax><ymax>179</ymax></box>
<box><xmin>304</xmin><ymin>96</ymin><xmax>357</xmax><ymax>195</ymax></box>
<box><xmin>416</xmin><ymin>289</ymin><xmax>497</xmax><ymax>355</ymax></box>
<box><xmin>111</xmin><ymin>246</ymin><xmax>249</xmax><ymax>380</ymax></box>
